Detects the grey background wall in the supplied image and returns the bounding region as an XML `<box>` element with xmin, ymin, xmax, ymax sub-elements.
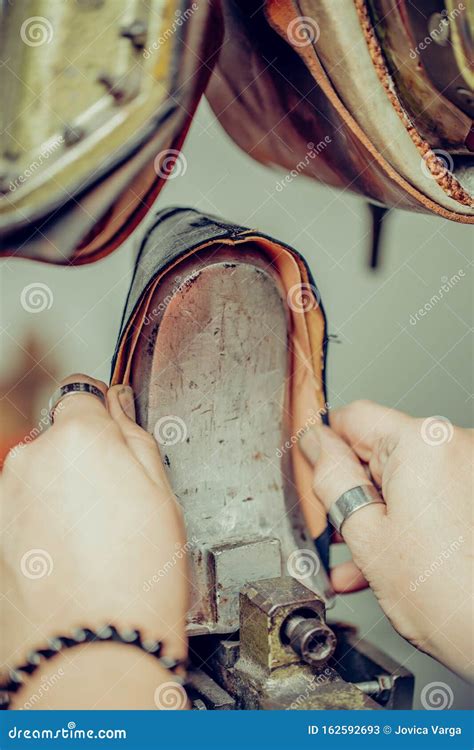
<box><xmin>2</xmin><ymin>101</ymin><xmax>472</xmax><ymax>708</ymax></box>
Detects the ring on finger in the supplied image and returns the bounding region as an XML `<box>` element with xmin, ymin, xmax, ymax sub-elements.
<box><xmin>48</xmin><ymin>383</ymin><xmax>106</xmax><ymax>425</ymax></box>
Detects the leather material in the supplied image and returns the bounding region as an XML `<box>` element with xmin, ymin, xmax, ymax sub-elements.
<box><xmin>2</xmin><ymin>1</ymin><xmax>471</xmax><ymax>268</ymax></box>
<box><xmin>367</xmin><ymin>0</ymin><xmax>473</xmax><ymax>152</ymax></box>
<box><xmin>206</xmin><ymin>0</ymin><xmax>473</xmax><ymax>221</ymax></box>
<box><xmin>111</xmin><ymin>207</ymin><xmax>330</xmax><ymax>539</ymax></box>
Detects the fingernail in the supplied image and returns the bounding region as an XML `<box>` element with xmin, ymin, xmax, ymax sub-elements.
<box><xmin>299</xmin><ymin>426</ymin><xmax>321</xmax><ymax>465</ymax></box>
<box><xmin>118</xmin><ymin>386</ymin><xmax>136</xmax><ymax>421</ymax></box>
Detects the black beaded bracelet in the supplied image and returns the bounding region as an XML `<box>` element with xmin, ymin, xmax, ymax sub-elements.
<box><xmin>0</xmin><ymin>625</ymin><xmax>187</xmax><ymax>710</ymax></box>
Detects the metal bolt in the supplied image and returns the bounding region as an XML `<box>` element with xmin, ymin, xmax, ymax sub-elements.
<box><xmin>97</xmin><ymin>72</ymin><xmax>139</xmax><ymax>104</ymax></box>
<box><xmin>217</xmin><ymin>640</ymin><xmax>239</xmax><ymax>668</ymax></box>
<box><xmin>353</xmin><ymin>674</ymin><xmax>396</xmax><ymax>696</ymax></box>
<box><xmin>120</xmin><ymin>20</ymin><xmax>147</xmax><ymax>49</ymax></box>
<box><xmin>63</xmin><ymin>124</ymin><xmax>85</xmax><ymax>147</ymax></box>
<box><xmin>0</xmin><ymin>174</ymin><xmax>14</xmax><ymax>194</ymax></box>
<box><xmin>283</xmin><ymin>613</ymin><xmax>336</xmax><ymax>666</ymax></box>
<box><xmin>97</xmin><ymin>72</ymin><xmax>121</xmax><ymax>99</ymax></box>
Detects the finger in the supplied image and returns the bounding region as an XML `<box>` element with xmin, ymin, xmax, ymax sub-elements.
<box><xmin>329</xmin><ymin>400</ymin><xmax>408</xmax><ymax>463</ymax></box>
<box><xmin>301</xmin><ymin>425</ymin><xmax>386</xmax><ymax>551</ymax></box>
<box><xmin>107</xmin><ymin>384</ymin><xmax>171</xmax><ymax>490</ymax></box>
<box><xmin>330</xmin><ymin>560</ymin><xmax>368</xmax><ymax>593</ymax></box>
<box><xmin>300</xmin><ymin>426</ymin><xmax>320</xmax><ymax>465</ymax></box>
<box><xmin>50</xmin><ymin>374</ymin><xmax>109</xmax><ymax>426</ymax></box>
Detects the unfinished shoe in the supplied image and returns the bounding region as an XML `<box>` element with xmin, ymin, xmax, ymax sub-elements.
<box><xmin>112</xmin><ymin>207</ymin><xmax>333</xmax><ymax>635</ymax></box>
<box><xmin>0</xmin><ymin>2</ymin><xmax>222</xmax><ymax>263</ymax></box>
<box><xmin>207</xmin><ymin>1</ymin><xmax>473</xmax><ymax>220</ymax></box>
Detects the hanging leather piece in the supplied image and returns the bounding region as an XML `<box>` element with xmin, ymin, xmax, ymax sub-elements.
<box><xmin>368</xmin><ymin>203</ymin><xmax>389</xmax><ymax>270</ymax></box>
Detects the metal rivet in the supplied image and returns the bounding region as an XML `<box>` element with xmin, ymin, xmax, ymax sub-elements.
<box><xmin>63</xmin><ymin>124</ymin><xmax>85</xmax><ymax>147</ymax></box>
<box><xmin>120</xmin><ymin>20</ymin><xmax>147</xmax><ymax>48</ymax></box>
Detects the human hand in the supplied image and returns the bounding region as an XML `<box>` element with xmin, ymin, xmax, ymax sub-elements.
<box><xmin>0</xmin><ymin>374</ymin><xmax>189</xmax><ymax>708</ymax></box>
<box><xmin>300</xmin><ymin>401</ymin><xmax>473</xmax><ymax>682</ymax></box>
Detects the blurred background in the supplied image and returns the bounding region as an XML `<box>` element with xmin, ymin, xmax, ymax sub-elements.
<box><xmin>1</xmin><ymin>100</ymin><xmax>472</xmax><ymax>708</ymax></box>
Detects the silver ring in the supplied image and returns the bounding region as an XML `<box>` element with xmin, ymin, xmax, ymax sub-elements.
<box><xmin>48</xmin><ymin>383</ymin><xmax>106</xmax><ymax>424</ymax></box>
<box><xmin>328</xmin><ymin>485</ymin><xmax>385</xmax><ymax>534</ymax></box>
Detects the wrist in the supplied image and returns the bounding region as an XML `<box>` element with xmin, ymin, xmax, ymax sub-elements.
<box><xmin>9</xmin><ymin>642</ymin><xmax>188</xmax><ymax>710</ymax></box>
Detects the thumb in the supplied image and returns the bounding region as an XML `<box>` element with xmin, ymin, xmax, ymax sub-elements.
<box><xmin>330</xmin><ymin>400</ymin><xmax>408</xmax><ymax>486</ymax></box>
<box><xmin>107</xmin><ymin>384</ymin><xmax>172</xmax><ymax>492</ymax></box>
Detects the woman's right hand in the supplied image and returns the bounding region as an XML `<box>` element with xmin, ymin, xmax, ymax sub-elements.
<box><xmin>301</xmin><ymin>401</ymin><xmax>473</xmax><ymax>682</ymax></box>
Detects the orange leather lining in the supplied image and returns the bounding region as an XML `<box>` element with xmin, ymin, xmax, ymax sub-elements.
<box><xmin>111</xmin><ymin>235</ymin><xmax>328</xmax><ymax>537</ymax></box>
<box><xmin>265</xmin><ymin>0</ymin><xmax>474</xmax><ymax>223</ymax></box>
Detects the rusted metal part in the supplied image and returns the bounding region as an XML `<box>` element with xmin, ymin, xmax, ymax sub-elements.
<box><xmin>208</xmin><ymin>539</ymin><xmax>282</xmax><ymax>631</ymax></box>
<box><xmin>331</xmin><ymin>624</ymin><xmax>414</xmax><ymax>710</ymax></box>
<box><xmin>190</xmin><ymin>644</ymin><xmax>386</xmax><ymax>710</ymax></box>
<box><xmin>186</xmin><ymin>577</ymin><xmax>404</xmax><ymax>710</ymax></box>
<box><xmin>353</xmin><ymin>675</ymin><xmax>396</xmax><ymax>696</ymax></box>
<box><xmin>186</xmin><ymin>669</ymin><xmax>236</xmax><ymax>710</ymax></box>
<box><xmin>283</xmin><ymin>613</ymin><xmax>337</xmax><ymax>666</ymax></box>
<box><xmin>238</xmin><ymin>578</ymin><xmax>335</xmax><ymax>671</ymax></box>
